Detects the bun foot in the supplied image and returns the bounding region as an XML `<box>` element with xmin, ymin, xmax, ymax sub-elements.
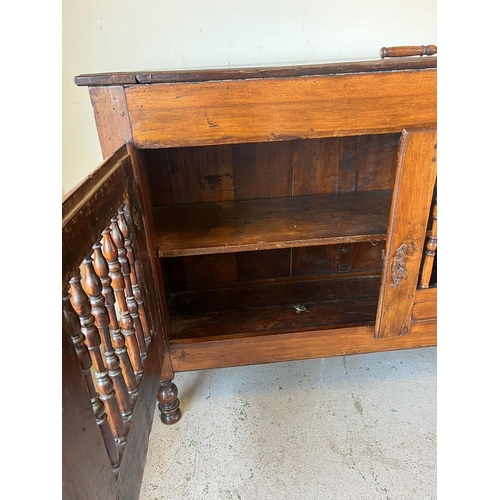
<box><xmin>157</xmin><ymin>380</ymin><xmax>182</xmax><ymax>425</ymax></box>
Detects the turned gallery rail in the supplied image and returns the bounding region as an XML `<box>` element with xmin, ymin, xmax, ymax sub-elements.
<box><xmin>419</xmin><ymin>199</ymin><xmax>437</xmax><ymax>289</ymax></box>
<box><xmin>63</xmin><ymin>202</ymin><xmax>152</xmax><ymax>471</ymax></box>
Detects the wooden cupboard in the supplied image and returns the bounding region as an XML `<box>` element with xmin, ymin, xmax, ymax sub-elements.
<box><xmin>63</xmin><ymin>52</ymin><xmax>437</xmax><ymax>499</ymax></box>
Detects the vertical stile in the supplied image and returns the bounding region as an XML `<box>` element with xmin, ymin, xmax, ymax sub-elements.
<box><xmin>110</xmin><ymin>216</ymin><xmax>148</xmax><ymax>360</ymax></box>
<box><xmin>63</xmin><ymin>290</ymin><xmax>120</xmax><ymax>467</ymax></box>
<box><xmin>69</xmin><ymin>273</ymin><xmax>127</xmax><ymax>443</ymax></box>
<box><xmin>82</xmin><ymin>255</ymin><xmax>132</xmax><ymax>420</ymax></box>
<box><xmin>117</xmin><ymin>206</ymin><xmax>152</xmax><ymax>345</ymax></box>
<box><xmin>101</xmin><ymin>228</ymin><xmax>144</xmax><ymax>377</ymax></box>
<box><xmin>420</xmin><ymin>200</ymin><xmax>437</xmax><ymax>288</ymax></box>
<box><xmin>93</xmin><ymin>242</ymin><xmax>138</xmax><ymax>397</ymax></box>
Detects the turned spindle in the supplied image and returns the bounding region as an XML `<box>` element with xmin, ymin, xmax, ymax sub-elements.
<box><xmin>69</xmin><ymin>273</ymin><xmax>126</xmax><ymax>443</ymax></box>
<box><xmin>110</xmin><ymin>217</ymin><xmax>148</xmax><ymax>360</ymax></box>
<box><xmin>380</xmin><ymin>44</ymin><xmax>437</xmax><ymax>59</ymax></box>
<box><xmin>83</xmin><ymin>255</ymin><xmax>132</xmax><ymax>420</ymax></box>
<box><xmin>101</xmin><ymin>228</ymin><xmax>143</xmax><ymax>377</ymax></box>
<box><xmin>117</xmin><ymin>207</ymin><xmax>151</xmax><ymax>345</ymax></box>
<box><xmin>420</xmin><ymin>200</ymin><xmax>437</xmax><ymax>288</ymax></box>
<box><xmin>63</xmin><ymin>291</ymin><xmax>120</xmax><ymax>466</ymax></box>
<box><xmin>93</xmin><ymin>242</ymin><xmax>138</xmax><ymax>397</ymax></box>
<box><xmin>157</xmin><ymin>380</ymin><xmax>182</xmax><ymax>425</ymax></box>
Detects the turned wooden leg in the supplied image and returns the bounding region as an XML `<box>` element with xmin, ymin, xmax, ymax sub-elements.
<box><xmin>157</xmin><ymin>380</ymin><xmax>182</xmax><ymax>425</ymax></box>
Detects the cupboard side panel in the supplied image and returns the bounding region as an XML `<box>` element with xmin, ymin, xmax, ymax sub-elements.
<box><xmin>127</xmin><ymin>147</ymin><xmax>173</xmax><ymax>355</ymax></box>
<box><xmin>89</xmin><ymin>86</ymin><xmax>132</xmax><ymax>160</ymax></box>
<box><xmin>141</xmin><ymin>148</ymin><xmax>175</xmax><ymax>207</ymax></box>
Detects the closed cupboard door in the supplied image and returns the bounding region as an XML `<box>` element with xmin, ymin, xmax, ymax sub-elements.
<box><xmin>375</xmin><ymin>129</ymin><xmax>437</xmax><ymax>338</ymax></box>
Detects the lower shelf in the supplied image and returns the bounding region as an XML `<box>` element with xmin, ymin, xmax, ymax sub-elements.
<box><xmin>166</xmin><ymin>280</ymin><xmax>437</xmax><ymax>372</ymax></box>
<box><xmin>169</xmin><ymin>275</ymin><xmax>381</xmax><ymax>342</ymax></box>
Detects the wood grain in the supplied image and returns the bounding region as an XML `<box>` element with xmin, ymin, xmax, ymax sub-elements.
<box><xmin>292</xmin><ymin>138</ymin><xmax>340</xmax><ymax>195</ymax></box>
<box><xmin>89</xmin><ymin>86</ymin><xmax>132</xmax><ymax>160</ymax></box>
<box><xmin>237</xmin><ymin>249</ymin><xmax>291</xmax><ymax>282</ymax></box>
<box><xmin>74</xmin><ymin>58</ymin><xmax>437</xmax><ymax>86</ymax></box>
<box><xmin>380</xmin><ymin>45</ymin><xmax>437</xmax><ymax>59</ymax></box>
<box><xmin>356</xmin><ymin>133</ymin><xmax>400</xmax><ymax>191</ymax></box>
<box><xmin>62</xmin><ymin>309</ymin><xmax>119</xmax><ymax>500</ymax></box>
<box><xmin>141</xmin><ymin>149</ymin><xmax>175</xmax><ymax>207</ymax></box>
<box><xmin>168</xmin><ymin>275</ymin><xmax>381</xmax><ymax>344</ymax></box>
<box><xmin>169</xmin><ymin>274</ymin><xmax>380</xmax><ymax>317</ymax></box>
<box><xmin>420</xmin><ymin>200</ymin><xmax>437</xmax><ymax>288</ymax></box>
<box><xmin>127</xmin><ymin>146</ymin><xmax>175</xmax><ymax>357</ymax></box>
<box><xmin>158</xmin><ymin>133</ymin><xmax>399</xmax><ymax>286</ymax></box>
<box><xmin>62</xmin><ymin>146</ymin><xmax>129</xmax><ymax>286</ymax></box>
<box><xmin>125</xmin><ymin>69</ymin><xmax>436</xmax><ymax>148</ymax></box>
<box><xmin>232</xmin><ymin>141</ymin><xmax>293</xmax><ymax>200</ymax></box>
<box><xmin>168</xmin><ymin>145</ymin><xmax>234</xmax><ymax>203</ymax></box>
<box><xmin>375</xmin><ymin>129</ymin><xmax>437</xmax><ymax>337</ymax></box>
<box><xmin>117</xmin><ymin>338</ymin><xmax>160</xmax><ymax>500</ymax></box>
<box><xmin>411</xmin><ymin>287</ymin><xmax>437</xmax><ymax>322</ymax></box>
<box><xmin>154</xmin><ymin>190</ymin><xmax>392</xmax><ymax>257</ymax></box>
<box><xmin>169</xmin><ymin>321</ymin><xmax>436</xmax><ymax>372</ymax></box>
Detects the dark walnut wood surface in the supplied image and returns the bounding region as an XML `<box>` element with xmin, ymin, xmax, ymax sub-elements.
<box><xmin>74</xmin><ymin>57</ymin><xmax>436</xmax><ymax>86</ymax></box>
<box><xmin>154</xmin><ymin>190</ymin><xmax>392</xmax><ymax>257</ymax></box>
<box><xmin>169</xmin><ymin>275</ymin><xmax>381</xmax><ymax>341</ymax></box>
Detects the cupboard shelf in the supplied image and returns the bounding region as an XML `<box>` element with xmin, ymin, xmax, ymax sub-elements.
<box><xmin>168</xmin><ymin>274</ymin><xmax>381</xmax><ymax>342</ymax></box>
<box><xmin>154</xmin><ymin>189</ymin><xmax>392</xmax><ymax>257</ymax></box>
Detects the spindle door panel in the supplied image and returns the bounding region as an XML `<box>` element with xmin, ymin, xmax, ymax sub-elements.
<box><xmin>62</xmin><ymin>144</ymin><xmax>168</xmax><ymax>500</ymax></box>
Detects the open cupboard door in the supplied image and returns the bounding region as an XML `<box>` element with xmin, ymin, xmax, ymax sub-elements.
<box><xmin>62</xmin><ymin>144</ymin><xmax>179</xmax><ymax>500</ymax></box>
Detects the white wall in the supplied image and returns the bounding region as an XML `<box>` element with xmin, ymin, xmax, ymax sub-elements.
<box><xmin>62</xmin><ymin>0</ymin><xmax>436</xmax><ymax>194</ymax></box>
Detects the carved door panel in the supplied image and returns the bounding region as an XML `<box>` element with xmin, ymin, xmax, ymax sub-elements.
<box><xmin>62</xmin><ymin>144</ymin><xmax>169</xmax><ymax>500</ymax></box>
<box><xmin>375</xmin><ymin>129</ymin><xmax>437</xmax><ymax>338</ymax></box>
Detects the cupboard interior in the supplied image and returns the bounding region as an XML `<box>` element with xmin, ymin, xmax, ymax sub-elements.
<box><xmin>142</xmin><ymin>132</ymin><xmax>405</xmax><ymax>342</ymax></box>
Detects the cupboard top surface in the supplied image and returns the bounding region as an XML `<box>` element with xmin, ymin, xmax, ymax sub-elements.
<box><xmin>74</xmin><ymin>57</ymin><xmax>436</xmax><ymax>87</ymax></box>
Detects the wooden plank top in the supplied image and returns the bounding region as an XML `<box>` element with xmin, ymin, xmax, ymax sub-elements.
<box><xmin>74</xmin><ymin>57</ymin><xmax>436</xmax><ymax>86</ymax></box>
<box><xmin>154</xmin><ymin>189</ymin><xmax>392</xmax><ymax>257</ymax></box>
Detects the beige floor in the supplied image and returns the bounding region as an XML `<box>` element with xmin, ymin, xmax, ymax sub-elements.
<box><xmin>139</xmin><ymin>346</ymin><xmax>436</xmax><ymax>500</ymax></box>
